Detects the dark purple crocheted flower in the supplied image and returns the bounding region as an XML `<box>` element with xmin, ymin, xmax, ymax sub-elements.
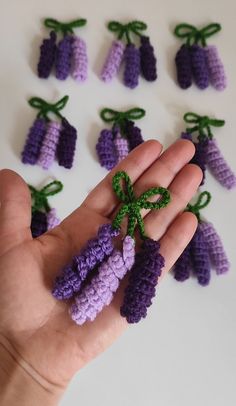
<box><xmin>37</xmin><ymin>31</ymin><xmax>57</xmax><ymax>79</ymax></box>
<box><xmin>57</xmin><ymin>118</ymin><xmax>77</xmax><ymax>169</ymax></box>
<box><xmin>139</xmin><ymin>36</ymin><xmax>157</xmax><ymax>82</ymax></box>
<box><xmin>96</xmin><ymin>129</ymin><xmax>118</xmax><ymax>170</ymax></box>
<box><xmin>31</xmin><ymin>211</ymin><xmax>48</xmax><ymax>238</ymax></box>
<box><xmin>180</xmin><ymin>131</ymin><xmax>193</xmax><ymax>141</ymax></box>
<box><xmin>174</xmin><ymin>244</ymin><xmax>192</xmax><ymax>282</ymax></box>
<box><xmin>125</xmin><ymin>120</ymin><xmax>144</xmax><ymax>150</ymax></box>
<box><xmin>190</xmin><ymin>139</ymin><xmax>209</xmax><ymax>185</ymax></box>
<box><xmin>120</xmin><ymin>238</ymin><xmax>164</xmax><ymax>323</ymax></box>
<box><xmin>175</xmin><ymin>45</ymin><xmax>192</xmax><ymax>89</ymax></box>
<box><xmin>190</xmin><ymin>44</ymin><xmax>209</xmax><ymax>90</ymax></box>
<box><xmin>190</xmin><ymin>225</ymin><xmax>211</xmax><ymax>286</ymax></box>
<box><xmin>123</xmin><ymin>44</ymin><xmax>140</xmax><ymax>89</ymax></box>
<box><xmin>22</xmin><ymin>118</ymin><xmax>47</xmax><ymax>165</ymax></box>
<box><xmin>55</xmin><ymin>35</ymin><xmax>73</xmax><ymax>80</ymax></box>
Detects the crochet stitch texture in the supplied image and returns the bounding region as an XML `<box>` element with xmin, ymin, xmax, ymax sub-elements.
<box><xmin>101</xmin><ymin>40</ymin><xmax>125</xmax><ymax>82</ymax></box>
<box><xmin>123</xmin><ymin>44</ymin><xmax>140</xmax><ymax>89</ymax></box>
<box><xmin>37</xmin><ymin>121</ymin><xmax>61</xmax><ymax>170</ymax></box>
<box><xmin>22</xmin><ymin>118</ymin><xmax>47</xmax><ymax>165</ymax></box>
<box><xmin>37</xmin><ymin>31</ymin><xmax>57</xmax><ymax>79</ymax></box>
<box><xmin>140</xmin><ymin>36</ymin><xmax>157</xmax><ymax>81</ymax></box>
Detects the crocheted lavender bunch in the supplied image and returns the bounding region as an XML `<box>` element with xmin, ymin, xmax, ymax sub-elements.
<box><xmin>37</xmin><ymin>18</ymin><xmax>88</xmax><ymax>82</ymax></box>
<box><xmin>174</xmin><ymin>191</ymin><xmax>229</xmax><ymax>286</ymax></box>
<box><xmin>52</xmin><ymin>171</ymin><xmax>170</xmax><ymax>325</ymax></box>
<box><xmin>182</xmin><ymin>112</ymin><xmax>236</xmax><ymax>189</ymax></box>
<box><xmin>174</xmin><ymin>22</ymin><xmax>227</xmax><ymax>90</ymax></box>
<box><xmin>22</xmin><ymin>95</ymin><xmax>78</xmax><ymax>170</ymax></box>
<box><xmin>29</xmin><ymin>181</ymin><xmax>63</xmax><ymax>238</ymax></box>
<box><xmin>96</xmin><ymin>107</ymin><xmax>145</xmax><ymax>170</ymax></box>
<box><xmin>101</xmin><ymin>20</ymin><xmax>157</xmax><ymax>88</ymax></box>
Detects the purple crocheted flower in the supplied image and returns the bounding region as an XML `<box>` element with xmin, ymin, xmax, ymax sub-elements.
<box><xmin>71</xmin><ymin>36</ymin><xmax>88</xmax><ymax>82</ymax></box>
<box><xmin>199</xmin><ymin>222</ymin><xmax>229</xmax><ymax>275</ymax></box>
<box><xmin>123</xmin><ymin>44</ymin><xmax>140</xmax><ymax>89</ymax></box>
<box><xmin>175</xmin><ymin>45</ymin><xmax>192</xmax><ymax>89</ymax></box>
<box><xmin>55</xmin><ymin>35</ymin><xmax>73</xmax><ymax>80</ymax></box>
<box><xmin>37</xmin><ymin>121</ymin><xmax>61</xmax><ymax>170</ymax></box>
<box><xmin>120</xmin><ymin>238</ymin><xmax>165</xmax><ymax>323</ymax></box>
<box><xmin>57</xmin><ymin>118</ymin><xmax>77</xmax><ymax>169</ymax></box>
<box><xmin>190</xmin><ymin>225</ymin><xmax>211</xmax><ymax>286</ymax></box>
<box><xmin>31</xmin><ymin>211</ymin><xmax>48</xmax><ymax>238</ymax></box>
<box><xmin>96</xmin><ymin>129</ymin><xmax>118</xmax><ymax>170</ymax></box>
<box><xmin>205</xmin><ymin>45</ymin><xmax>227</xmax><ymax>91</ymax></box>
<box><xmin>139</xmin><ymin>36</ymin><xmax>157</xmax><ymax>82</ymax></box>
<box><xmin>191</xmin><ymin>139</ymin><xmax>209</xmax><ymax>185</ymax></box>
<box><xmin>47</xmin><ymin>208</ymin><xmax>60</xmax><ymax>230</ymax></box>
<box><xmin>180</xmin><ymin>131</ymin><xmax>193</xmax><ymax>141</ymax></box>
<box><xmin>205</xmin><ymin>139</ymin><xmax>236</xmax><ymax>189</ymax></box>
<box><xmin>37</xmin><ymin>31</ymin><xmax>57</xmax><ymax>79</ymax></box>
<box><xmin>125</xmin><ymin>120</ymin><xmax>144</xmax><ymax>150</ymax></box>
<box><xmin>101</xmin><ymin>40</ymin><xmax>125</xmax><ymax>82</ymax></box>
<box><xmin>52</xmin><ymin>263</ymin><xmax>83</xmax><ymax>300</ymax></box>
<box><xmin>22</xmin><ymin>118</ymin><xmax>47</xmax><ymax>165</ymax></box>
<box><xmin>113</xmin><ymin>132</ymin><xmax>129</xmax><ymax>162</ymax></box>
<box><xmin>70</xmin><ymin>236</ymin><xmax>135</xmax><ymax>325</ymax></box>
<box><xmin>174</xmin><ymin>244</ymin><xmax>192</xmax><ymax>282</ymax></box>
<box><xmin>190</xmin><ymin>44</ymin><xmax>209</xmax><ymax>90</ymax></box>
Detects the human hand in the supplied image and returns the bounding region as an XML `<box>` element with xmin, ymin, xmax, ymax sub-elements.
<box><xmin>0</xmin><ymin>140</ymin><xmax>201</xmax><ymax>405</ymax></box>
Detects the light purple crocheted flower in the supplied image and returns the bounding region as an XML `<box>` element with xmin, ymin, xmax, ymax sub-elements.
<box><xmin>101</xmin><ymin>40</ymin><xmax>125</xmax><ymax>82</ymax></box>
<box><xmin>206</xmin><ymin>139</ymin><xmax>236</xmax><ymax>189</ymax></box>
<box><xmin>113</xmin><ymin>132</ymin><xmax>129</xmax><ymax>162</ymax></box>
<box><xmin>71</xmin><ymin>35</ymin><xmax>88</xmax><ymax>82</ymax></box>
<box><xmin>205</xmin><ymin>45</ymin><xmax>227</xmax><ymax>91</ymax></box>
<box><xmin>37</xmin><ymin>121</ymin><xmax>61</xmax><ymax>170</ymax></box>
<box><xmin>70</xmin><ymin>235</ymin><xmax>135</xmax><ymax>325</ymax></box>
<box><xmin>47</xmin><ymin>208</ymin><xmax>60</xmax><ymax>230</ymax></box>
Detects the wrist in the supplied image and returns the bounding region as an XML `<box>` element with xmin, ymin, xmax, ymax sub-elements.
<box><xmin>0</xmin><ymin>336</ymin><xmax>63</xmax><ymax>406</ymax></box>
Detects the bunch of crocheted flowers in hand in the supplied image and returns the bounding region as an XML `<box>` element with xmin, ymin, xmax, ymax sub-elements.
<box><xmin>96</xmin><ymin>107</ymin><xmax>145</xmax><ymax>170</ymax></box>
<box><xmin>174</xmin><ymin>22</ymin><xmax>227</xmax><ymax>90</ymax></box>
<box><xmin>101</xmin><ymin>20</ymin><xmax>157</xmax><ymax>89</ymax></box>
<box><xmin>52</xmin><ymin>171</ymin><xmax>171</xmax><ymax>325</ymax></box>
<box><xmin>181</xmin><ymin>112</ymin><xmax>236</xmax><ymax>189</ymax></box>
<box><xmin>37</xmin><ymin>17</ymin><xmax>88</xmax><ymax>82</ymax></box>
<box><xmin>29</xmin><ymin>180</ymin><xmax>63</xmax><ymax>238</ymax></box>
<box><xmin>22</xmin><ymin>95</ymin><xmax>77</xmax><ymax>170</ymax></box>
<box><xmin>174</xmin><ymin>191</ymin><xmax>229</xmax><ymax>286</ymax></box>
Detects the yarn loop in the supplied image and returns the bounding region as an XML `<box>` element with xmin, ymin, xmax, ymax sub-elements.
<box><xmin>28</xmin><ymin>96</ymin><xmax>69</xmax><ymax>121</ymax></box>
<box><xmin>184</xmin><ymin>112</ymin><xmax>225</xmax><ymax>140</ymax></box>
<box><xmin>44</xmin><ymin>18</ymin><xmax>87</xmax><ymax>35</ymax></box>
<box><xmin>174</xmin><ymin>23</ymin><xmax>221</xmax><ymax>46</ymax></box>
<box><xmin>187</xmin><ymin>191</ymin><xmax>211</xmax><ymax>221</ymax></box>
<box><xmin>29</xmin><ymin>180</ymin><xmax>63</xmax><ymax>213</ymax></box>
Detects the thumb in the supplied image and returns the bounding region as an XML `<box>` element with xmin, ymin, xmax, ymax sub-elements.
<box><xmin>0</xmin><ymin>169</ymin><xmax>32</xmax><ymax>251</ymax></box>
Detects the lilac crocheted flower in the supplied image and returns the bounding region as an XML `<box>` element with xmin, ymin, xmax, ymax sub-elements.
<box><xmin>199</xmin><ymin>222</ymin><xmax>229</xmax><ymax>275</ymax></box>
<box><xmin>123</xmin><ymin>44</ymin><xmax>140</xmax><ymax>89</ymax></box>
<box><xmin>96</xmin><ymin>129</ymin><xmax>118</xmax><ymax>170</ymax></box>
<box><xmin>190</xmin><ymin>225</ymin><xmax>211</xmax><ymax>286</ymax></box>
<box><xmin>139</xmin><ymin>36</ymin><xmax>157</xmax><ymax>81</ymax></box>
<box><xmin>22</xmin><ymin>118</ymin><xmax>47</xmax><ymax>165</ymax></box>
<box><xmin>71</xmin><ymin>36</ymin><xmax>88</xmax><ymax>82</ymax></box>
<box><xmin>191</xmin><ymin>139</ymin><xmax>209</xmax><ymax>185</ymax></box>
<box><xmin>120</xmin><ymin>238</ymin><xmax>165</xmax><ymax>323</ymax></box>
<box><xmin>174</xmin><ymin>244</ymin><xmax>192</xmax><ymax>282</ymax></box>
<box><xmin>113</xmin><ymin>132</ymin><xmax>129</xmax><ymax>162</ymax></box>
<box><xmin>37</xmin><ymin>31</ymin><xmax>57</xmax><ymax>79</ymax></box>
<box><xmin>57</xmin><ymin>118</ymin><xmax>77</xmax><ymax>169</ymax></box>
<box><xmin>70</xmin><ymin>236</ymin><xmax>135</xmax><ymax>325</ymax></box>
<box><xmin>205</xmin><ymin>45</ymin><xmax>227</xmax><ymax>91</ymax></box>
<box><xmin>175</xmin><ymin>45</ymin><xmax>192</xmax><ymax>89</ymax></box>
<box><xmin>101</xmin><ymin>40</ymin><xmax>125</xmax><ymax>82</ymax></box>
<box><xmin>31</xmin><ymin>211</ymin><xmax>48</xmax><ymax>238</ymax></box>
<box><xmin>37</xmin><ymin>121</ymin><xmax>61</xmax><ymax>170</ymax></box>
<box><xmin>205</xmin><ymin>139</ymin><xmax>236</xmax><ymax>189</ymax></box>
<box><xmin>125</xmin><ymin>120</ymin><xmax>144</xmax><ymax>150</ymax></box>
<box><xmin>55</xmin><ymin>35</ymin><xmax>73</xmax><ymax>80</ymax></box>
<box><xmin>47</xmin><ymin>208</ymin><xmax>60</xmax><ymax>230</ymax></box>
<box><xmin>190</xmin><ymin>44</ymin><xmax>209</xmax><ymax>90</ymax></box>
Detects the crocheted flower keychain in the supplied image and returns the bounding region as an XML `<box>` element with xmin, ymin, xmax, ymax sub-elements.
<box><xmin>174</xmin><ymin>191</ymin><xmax>229</xmax><ymax>286</ymax></box>
<box><xmin>101</xmin><ymin>20</ymin><xmax>157</xmax><ymax>88</ymax></box>
<box><xmin>96</xmin><ymin>107</ymin><xmax>145</xmax><ymax>170</ymax></box>
<box><xmin>29</xmin><ymin>180</ymin><xmax>63</xmax><ymax>238</ymax></box>
<box><xmin>52</xmin><ymin>171</ymin><xmax>170</xmax><ymax>324</ymax></box>
<box><xmin>37</xmin><ymin>17</ymin><xmax>88</xmax><ymax>82</ymax></box>
<box><xmin>22</xmin><ymin>95</ymin><xmax>77</xmax><ymax>169</ymax></box>
<box><xmin>181</xmin><ymin>112</ymin><xmax>236</xmax><ymax>189</ymax></box>
<box><xmin>174</xmin><ymin>23</ymin><xmax>227</xmax><ymax>90</ymax></box>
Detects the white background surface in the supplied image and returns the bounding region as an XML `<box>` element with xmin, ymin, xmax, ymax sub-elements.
<box><xmin>0</xmin><ymin>0</ymin><xmax>236</xmax><ymax>405</ymax></box>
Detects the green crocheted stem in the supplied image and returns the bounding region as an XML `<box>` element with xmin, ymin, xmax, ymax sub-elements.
<box><xmin>174</xmin><ymin>23</ymin><xmax>221</xmax><ymax>47</ymax></box>
<box><xmin>29</xmin><ymin>180</ymin><xmax>63</xmax><ymax>213</ymax></box>
<box><xmin>186</xmin><ymin>191</ymin><xmax>211</xmax><ymax>222</ymax></box>
<box><xmin>28</xmin><ymin>95</ymin><xmax>69</xmax><ymax>121</ymax></box>
<box><xmin>44</xmin><ymin>18</ymin><xmax>87</xmax><ymax>35</ymax></box>
<box><xmin>108</xmin><ymin>20</ymin><xmax>147</xmax><ymax>44</ymax></box>
<box><xmin>183</xmin><ymin>112</ymin><xmax>225</xmax><ymax>141</ymax></box>
<box><xmin>112</xmin><ymin>171</ymin><xmax>170</xmax><ymax>238</ymax></box>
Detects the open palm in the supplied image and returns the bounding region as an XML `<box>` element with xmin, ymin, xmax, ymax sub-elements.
<box><xmin>0</xmin><ymin>140</ymin><xmax>201</xmax><ymax>395</ymax></box>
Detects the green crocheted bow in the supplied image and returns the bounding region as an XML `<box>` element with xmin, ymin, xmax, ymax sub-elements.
<box><xmin>187</xmin><ymin>191</ymin><xmax>211</xmax><ymax>222</ymax></box>
<box><xmin>28</xmin><ymin>95</ymin><xmax>69</xmax><ymax>121</ymax></box>
<box><xmin>174</xmin><ymin>23</ymin><xmax>221</xmax><ymax>46</ymax></box>
<box><xmin>184</xmin><ymin>112</ymin><xmax>225</xmax><ymax>141</ymax></box>
<box><xmin>29</xmin><ymin>180</ymin><xmax>63</xmax><ymax>213</ymax></box>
